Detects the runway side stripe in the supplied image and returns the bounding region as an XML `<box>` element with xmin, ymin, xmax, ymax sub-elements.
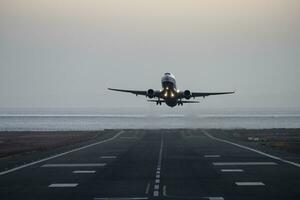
<box><xmin>203</xmin><ymin>130</ymin><xmax>300</xmax><ymax>168</ymax></box>
<box><xmin>236</xmin><ymin>182</ymin><xmax>265</xmax><ymax>186</ymax></box>
<box><xmin>213</xmin><ymin>162</ymin><xmax>277</xmax><ymax>166</ymax></box>
<box><xmin>204</xmin><ymin>155</ymin><xmax>220</xmax><ymax>158</ymax></box>
<box><xmin>221</xmin><ymin>169</ymin><xmax>244</xmax><ymax>172</ymax></box>
<box><xmin>42</xmin><ymin>163</ymin><xmax>106</xmax><ymax>167</ymax></box>
<box><xmin>0</xmin><ymin>131</ymin><xmax>124</xmax><ymax>176</ymax></box>
<box><xmin>49</xmin><ymin>183</ymin><xmax>78</xmax><ymax>187</ymax></box>
<box><xmin>73</xmin><ymin>170</ymin><xmax>96</xmax><ymax>174</ymax></box>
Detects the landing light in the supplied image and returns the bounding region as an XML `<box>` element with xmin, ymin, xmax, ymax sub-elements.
<box><xmin>164</xmin><ymin>92</ymin><xmax>168</xmax><ymax>97</ymax></box>
<box><xmin>171</xmin><ymin>92</ymin><xmax>174</xmax><ymax>98</ymax></box>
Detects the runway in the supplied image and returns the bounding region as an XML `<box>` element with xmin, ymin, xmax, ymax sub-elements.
<box><xmin>0</xmin><ymin>130</ymin><xmax>299</xmax><ymax>200</ymax></box>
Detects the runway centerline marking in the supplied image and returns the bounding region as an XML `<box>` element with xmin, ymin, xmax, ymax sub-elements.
<box><xmin>236</xmin><ymin>182</ymin><xmax>265</xmax><ymax>186</ymax></box>
<box><xmin>49</xmin><ymin>183</ymin><xmax>78</xmax><ymax>188</ymax></box>
<box><xmin>213</xmin><ymin>162</ymin><xmax>277</xmax><ymax>166</ymax></box>
<box><xmin>0</xmin><ymin>130</ymin><xmax>124</xmax><ymax>176</ymax></box>
<box><xmin>73</xmin><ymin>170</ymin><xmax>96</xmax><ymax>174</ymax></box>
<box><xmin>203</xmin><ymin>130</ymin><xmax>300</xmax><ymax>168</ymax></box>
<box><xmin>153</xmin><ymin>133</ymin><xmax>164</xmax><ymax>197</ymax></box>
<box><xmin>221</xmin><ymin>169</ymin><xmax>244</xmax><ymax>172</ymax></box>
<box><xmin>42</xmin><ymin>163</ymin><xmax>106</xmax><ymax>167</ymax></box>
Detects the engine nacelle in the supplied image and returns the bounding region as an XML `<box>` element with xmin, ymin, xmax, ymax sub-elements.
<box><xmin>183</xmin><ymin>90</ymin><xmax>192</xmax><ymax>99</ymax></box>
<box><xmin>147</xmin><ymin>89</ymin><xmax>155</xmax><ymax>99</ymax></box>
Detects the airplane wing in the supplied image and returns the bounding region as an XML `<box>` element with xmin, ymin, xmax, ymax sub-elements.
<box><xmin>108</xmin><ymin>88</ymin><xmax>147</xmax><ymax>96</ymax></box>
<box><xmin>192</xmin><ymin>91</ymin><xmax>235</xmax><ymax>98</ymax></box>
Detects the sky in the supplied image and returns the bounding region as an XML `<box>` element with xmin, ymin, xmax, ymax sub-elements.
<box><xmin>0</xmin><ymin>0</ymin><xmax>299</xmax><ymax>112</ymax></box>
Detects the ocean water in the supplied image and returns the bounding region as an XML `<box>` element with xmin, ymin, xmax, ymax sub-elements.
<box><xmin>0</xmin><ymin>114</ymin><xmax>300</xmax><ymax>131</ymax></box>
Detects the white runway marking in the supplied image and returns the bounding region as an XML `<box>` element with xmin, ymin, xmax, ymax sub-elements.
<box><xmin>49</xmin><ymin>183</ymin><xmax>78</xmax><ymax>188</ymax></box>
<box><xmin>221</xmin><ymin>169</ymin><xmax>244</xmax><ymax>172</ymax></box>
<box><xmin>163</xmin><ymin>185</ymin><xmax>224</xmax><ymax>200</ymax></box>
<box><xmin>213</xmin><ymin>162</ymin><xmax>277</xmax><ymax>166</ymax></box>
<box><xmin>204</xmin><ymin>130</ymin><xmax>300</xmax><ymax>168</ymax></box>
<box><xmin>236</xmin><ymin>182</ymin><xmax>265</xmax><ymax>186</ymax></box>
<box><xmin>101</xmin><ymin>156</ymin><xmax>117</xmax><ymax>159</ymax></box>
<box><xmin>153</xmin><ymin>134</ymin><xmax>164</xmax><ymax>197</ymax></box>
<box><xmin>205</xmin><ymin>155</ymin><xmax>221</xmax><ymax>158</ymax></box>
<box><xmin>94</xmin><ymin>198</ymin><xmax>148</xmax><ymax>200</ymax></box>
<box><xmin>0</xmin><ymin>131</ymin><xmax>124</xmax><ymax>176</ymax></box>
<box><xmin>73</xmin><ymin>170</ymin><xmax>96</xmax><ymax>174</ymax></box>
<box><xmin>42</xmin><ymin>163</ymin><xmax>106</xmax><ymax>167</ymax></box>
<box><xmin>145</xmin><ymin>182</ymin><xmax>150</xmax><ymax>194</ymax></box>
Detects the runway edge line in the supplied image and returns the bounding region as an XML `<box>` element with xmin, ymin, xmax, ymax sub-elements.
<box><xmin>0</xmin><ymin>130</ymin><xmax>124</xmax><ymax>176</ymax></box>
<box><xmin>203</xmin><ymin>130</ymin><xmax>300</xmax><ymax>168</ymax></box>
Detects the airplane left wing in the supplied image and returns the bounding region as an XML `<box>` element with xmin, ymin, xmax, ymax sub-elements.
<box><xmin>192</xmin><ymin>91</ymin><xmax>235</xmax><ymax>98</ymax></box>
<box><xmin>108</xmin><ymin>88</ymin><xmax>147</xmax><ymax>96</ymax></box>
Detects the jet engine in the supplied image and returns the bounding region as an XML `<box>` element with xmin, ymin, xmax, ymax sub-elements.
<box><xmin>183</xmin><ymin>90</ymin><xmax>192</xmax><ymax>99</ymax></box>
<box><xmin>147</xmin><ymin>89</ymin><xmax>155</xmax><ymax>99</ymax></box>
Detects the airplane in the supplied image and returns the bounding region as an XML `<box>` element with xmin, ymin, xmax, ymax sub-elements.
<box><xmin>108</xmin><ymin>72</ymin><xmax>235</xmax><ymax>108</ymax></box>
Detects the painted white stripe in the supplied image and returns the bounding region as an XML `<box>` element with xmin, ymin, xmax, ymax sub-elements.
<box><xmin>49</xmin><ymin>183</ymin><xmax>78</xmax><ymax>188</ymax></box>
<box><xmin>42</xmin><ymin>163</ymin><xmax>106</xmax><ymax>167</ymax></box>
<box><xmin>156</xmin><ymin>174</ymin><xmax>160</xmax><ymax>178</ymax></box>
<box><xmin>101</xmin><ymin>156</ymin><xmax>117</xmax><ymax>159</ymax></box>
<box><xmin>155</xmin><ymin>179</ymin><xmax>160</xmax><ymax>184</ymax></box>
<box><xmin>221</xmin><ymin>169</ymin><xmax>244</xmax><ymax>172</ymax></box>
<box><xmin>73</xmin><ymin>170</ymin><xmax>96</xmax><ymax>174</ymax></box>
<box><xmin>213</xmin><ymin>162</ymin><xmax>277</xmax><ymax>166</ymax></box>
<box><xmin>207</xmin><ymin>198</ymin><xmax>224</xmax><ymax>200</ymax></box>
<box><xmin>204</xmin><ymin>130</ymin><xmax>300</xmax><ymax>168</ymax></box>
<box><xmin>0</xmin><ymin>131</ymin><xmax>124</xmax><ymax>176</ymax></box>
<box><xmin>153</xmin><ymin>191</ymin><xmax>159</xmax><ymax>197</ymax></box>
<box><xmin>156</xmin><ymin>171</ymin><xmax>160</xmax><ymax>174</ymax></box>
<box><xmin>145</xmin><ymin>182</ymin><xmax>150</xmax><ymax>194</ymax></box>
<box><xmin>94</xmin><ymin>198</ymin><xmax>148</xmax><ymax>200</ymax></box>
<box><xmin>236</xmin><ymin>182</ymin><xmax>265</xmax><ymax>186</ymax></box>
<box><xmin>205</xmin><ymin>155</ymin><xmax>220</xmax><ymax>158</ymax></box>
<box><xmin>162</xmin><ymin>185</ymin><xmax>223</xmax><ymax>200</ymax></box>
<box><xmin>154</xmin><ymin>184</ymin><xmax>159</xmax><ymax>190</ymax></box>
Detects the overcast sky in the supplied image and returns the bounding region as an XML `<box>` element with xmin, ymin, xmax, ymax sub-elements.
<box><xmin>0</xmin><ymin>0</ymin><xmax>299</xmax><ymax>112</ymax></box>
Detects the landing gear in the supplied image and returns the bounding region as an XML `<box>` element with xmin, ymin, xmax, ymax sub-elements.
<box><xmin>156</xmin><ymin>99</ymin><xmax>162</xmax><ymax>106</ymax></box>
<box><xmin>177</xmin><ymin>100</ymin><xmax>183</xmax><ymax>106</ymax></box>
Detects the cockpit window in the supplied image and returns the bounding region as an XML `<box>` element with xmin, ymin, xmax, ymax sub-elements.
<box><xmin>165</xmin><ymin>73</ymin><xmax>171</xmax><ymax>75</ymax></box>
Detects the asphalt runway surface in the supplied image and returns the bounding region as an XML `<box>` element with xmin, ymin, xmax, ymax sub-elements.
<box><xmin>0</xmin><ymin>129</ymin><xmax>300</xmax><ymax>200</ymax></box>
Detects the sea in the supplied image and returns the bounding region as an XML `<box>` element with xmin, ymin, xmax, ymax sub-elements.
<box><xmin>0</xmin><ymin>108</ymin><xmax>300</xmax><ymax>131</ymax></box>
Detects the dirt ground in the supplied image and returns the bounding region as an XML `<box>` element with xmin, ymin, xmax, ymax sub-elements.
<box><xmin>0</xmin><ymin>131</ymin><xmax>101</xmax><ymax>158</ymax></box>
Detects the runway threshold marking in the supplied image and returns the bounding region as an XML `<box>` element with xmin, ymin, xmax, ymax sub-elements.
<box><xmin>49</xmin><ymin>183</ymin><xmax>78</xmax><ymax>188</ymax></box>
<box><xmin>0</xmin><ymin>131</ymin><xmax>124</xmax><ymax>176</ymax></box>
<box><xmin>42</xmin><ymin>163</ymin><xmax>106</xmax><ymax>167</ymax></box>
<box><xmin>203</xmin><ymin>130</ymin><xmax>300</xmax><ymax>168</ymax></box>
<box><xmin>236</xmin><ymin>182</ymin><xmax>265</xmax><ymax>186</ymax></box>
<box><xmin>213</xmin><ymin>162</ymin><xmax>277</xmax><ymax>166</ymax></box>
